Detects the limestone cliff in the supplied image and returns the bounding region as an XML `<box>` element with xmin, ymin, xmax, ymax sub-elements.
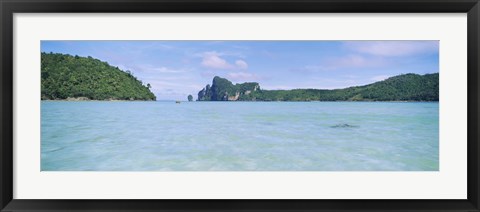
<box><xmin>197</xmin><ymin>76</ymin><xmax>260</xmax><ymax>101</ymax></box>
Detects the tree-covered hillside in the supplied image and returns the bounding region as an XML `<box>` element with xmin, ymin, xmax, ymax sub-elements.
<box><xmin>197</xmin><ymin>73</ymin><xmax>439</xmax><ymax>101</ymax></box>
<box><xmin>198</xmin><ymin>76</ymin><xmax>260</xmax><ymax>101</ymax></box>
<box><xmin>41</xmin><ymin>53</ymin><xmax>156</xmax><ymax>100</ymax></box>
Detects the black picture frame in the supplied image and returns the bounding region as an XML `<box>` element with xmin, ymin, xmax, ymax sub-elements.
<box><xmin>1</xmin><ymin>0</ymin><xmax>479</xmax><ymax>211</ymax></box>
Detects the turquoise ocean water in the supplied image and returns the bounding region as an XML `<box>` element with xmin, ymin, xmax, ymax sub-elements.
<box><xmin>41</xmin><ymin>101</ymin><xmax>439</xmax><ymax>171</ymax></box>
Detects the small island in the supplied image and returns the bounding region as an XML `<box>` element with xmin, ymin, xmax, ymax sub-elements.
<box><xmin>197</xmin><ymin>73</ymin><xmax>439</xmax><ymax>102</ymax></box>
<box><xmin>41</xmin><ymin>53</ymin><xmax>156</xmax><ymax>101</ymax></box>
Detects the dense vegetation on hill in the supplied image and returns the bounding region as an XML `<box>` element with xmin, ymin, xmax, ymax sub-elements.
<box><xmin>198</xmin><ymin>76</ymin><xmax>260</xmax><ymax>101</ymax></box>
<box><xmin>197</xmin><ymin>73</ymin><xmax>439</xmax><ymax>101</ymax></box>
<box><xmin>41</xmin><ymin>53</ymin><xmax>156</xmax><ymax>100</ymax></box>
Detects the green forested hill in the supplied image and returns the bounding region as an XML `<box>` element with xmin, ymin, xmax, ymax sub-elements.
<box><xmin>198</xmin><ymin>76</ymin><xmax>260</xmax><ymax>101</ymax></box>
<box><xmin>197</xmin><ymin>73</ymin><xmax>439</xmax><ymax>101</ymax></box>
<box><xmin>41</xmin><ymin>53</ymin><xmax>156</xmax><ymax>100</ymax></box>
<box><xmin>348</xmin><ymin>73</ymin><xmax>439</xmax><ymax>101</ymax></box>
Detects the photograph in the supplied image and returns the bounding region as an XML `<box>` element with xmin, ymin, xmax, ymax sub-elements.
<box><xmin>40</xmin><ymin>40</ymin><xmax>439</xmax><ymax>171</ymax></box>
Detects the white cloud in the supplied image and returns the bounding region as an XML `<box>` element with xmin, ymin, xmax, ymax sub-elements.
<box><xmin>201</xmin><ymin>51</ymin><xmax>233</xmax><ymax>69</ymax></box>
<box><xmin>149</xmin><ymin>67</ymin><xmax>186</xmax><ymax>73</ymax></box>
<box><xmin>295</xmin><ymin>55</ymin><xmax>387</xmax><ymax>72</ymax></box>
<box><xmin>118</xmin><ymin>64</ymin><xmax>187</xmax><ymax>73</ymax></box>
<box><xmin>198</xmin><ymin>51</ymin><xmax>248</xmax><ymax>70</ymax></box>
<box><xmin>344</xmin><ymin>41</ymin><xmax>438</xmax><ymax>57</ymax></box>
<box><xmin>261</xmin><ymin>85</ymin><xmax>298</xmax><ymax>90</ymax></box>
<box><xmin>235</xmin><ymin>60</ymin><xmax>248</xmax><ymax>69</ymax></box>
<box><xmin>371</xmin><ymin>75</ymin><xmax>390</xmax><ymax>81</ymax></box>
<box><xmin>227</xmin><ymin>72</ymin><xmax>260</xmax><ymax>81</ymax></box>
<box><xmin>332</xmin><ymin>55</ymin><xmax>387</xmax><ymax>68</ymax></box>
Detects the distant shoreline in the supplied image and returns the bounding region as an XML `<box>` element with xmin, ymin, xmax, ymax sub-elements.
<box><xmin>197</xmin><ymin>74</ymin><xmax>439</xmax><ymax>102</ymax></box>
<box><xmin>41</xmin><ymin>99</ymin><xmax>439</xmax><ymax>103</ymax></box>
<box><xmin>41</xmin><ymin>98</ymin><xmax>155</xmax><ymax>102</ymax></box>
<box><xmin>193</xmin><ymin>100</ymin><xmax>439</xmax><ymax>103</ymax></box>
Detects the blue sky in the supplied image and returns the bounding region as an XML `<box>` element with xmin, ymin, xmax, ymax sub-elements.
<box><xmin>41</xmin><ymin>41</ymin><xmax>439</xmax><ymax>100</ymax></box>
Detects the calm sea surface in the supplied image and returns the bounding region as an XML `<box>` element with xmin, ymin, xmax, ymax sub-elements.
<box><xmin>41</xmin><ymin>101</ymin><xmax>439</xmax><ymax>171</ymax></box>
